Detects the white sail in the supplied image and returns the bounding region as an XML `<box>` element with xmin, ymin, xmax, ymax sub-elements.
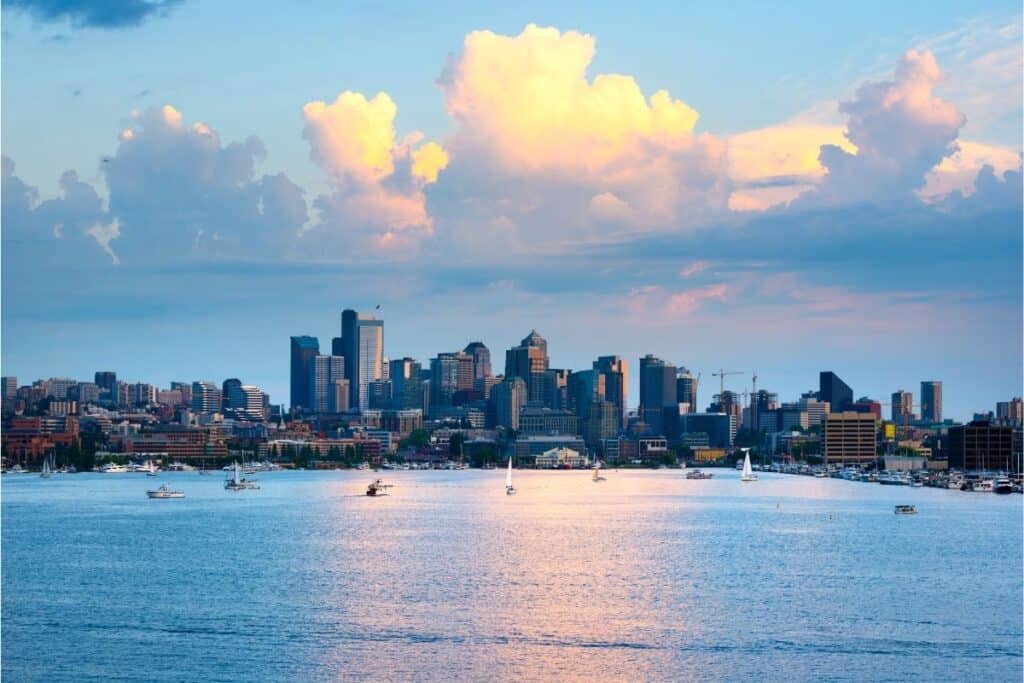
<box><xmin>741</xmin><ymin>452</ymin><xmax>757</xmax><ymax>481</ymax></box>
<box><xmin>506</xmin><ymin>457</ymin><xmax>513</xmax><ymax>488</ymax></box>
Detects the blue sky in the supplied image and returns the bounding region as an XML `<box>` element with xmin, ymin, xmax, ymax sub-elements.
<box><xmin>2</xmin><ymin>0</ymin><xmax>1021</xmax><ymax>418</ymax></box>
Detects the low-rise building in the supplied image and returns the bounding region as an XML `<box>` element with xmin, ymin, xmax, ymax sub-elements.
<box><xmin>823</xmin><ymin>411</ymin><xmax>878</xmax><ymax>465</ymax></box>
<box><xmin>535</xmin><ymin>447</ymin><xmax>587</xmax><ymax>469</ymax></box>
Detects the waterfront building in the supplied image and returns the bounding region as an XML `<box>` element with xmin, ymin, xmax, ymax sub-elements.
<box><xmin>505</xmin><ymin>331</ymin><xmax>550</xmax><ymax>405</ymax></box>
<box><xmin>289</xmin><ymin>336</ymin><xmax>320</xmax><ymax>412</ymax></box>
<box><xmin>513</xmin><ymin>435</ymin><xmax>586</xmax><ymax>463</ymax></box>
<box><xmin>491</xmin><ymin>376</ymin><xmax>527</xmax><ymax>430</ymax></box>
<box><xmin>823</xmin><ymin>411</ymin><xmax>878</xmax><ymax>464</ymax></box>
<box><xmin>680</xmin><ymin>412</ymin><xmax>735</xmax><ymax>448</ymax></box>
<box><xmin>819</xmin><ymin>371</ymin><xmax>853</xmax><ymax>411</ymax></box>
<box><xmin>340</xmin><ymin>309</ymin><xmax>385</xmax><ymax>412</ymax></box>
<box><xmin>602</xmin><ymin>436</ymin><xmax>638</xmax><ymax>464</ymax></box>
<box><xmin>594</xmin><ymin>355</ymin><xmax>628</xmax><ymax>429</ymax></box>
<box><xmin>190</xmin><ymin>381</ymin><xmax>222</xmax><ymax>415</ymax></box>
<box><xmin>535</xmin><ymin>446</ymin><xmax>587</xmax><ymax>469</ymax></box>
<box><xmin>920</xmin><ymin>381</ymin><xmax>942</xmax><ymax>423</ymax></box>
<box><xmin>946</xmin><ymin>420</ymin><xmax>1022</xmax><ymax>473</ymax></box>
<box><xmin>639</xmin><ymin>354</ymin><xmax>676</xmax><ymax>436</ymax></box>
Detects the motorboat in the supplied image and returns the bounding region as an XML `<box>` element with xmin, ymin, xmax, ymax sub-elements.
<box><xmin>740</xmin><ymin>452</ymin><xmax>757</xmax><ymax>482</ymax></box>
<box><xmin>878</xmin><ymin>472</ymin><xmax>910</xmax><ymax>486</ymax></box>
<box><xmin>147</xmin><ymin>484</ymin><xmax>185</xmax><ymax>499</ymax></box>
<box><xmin>993</xmin><ymin>478</ymin><xmax>1013</xmax><ymax>495</ymax></box>
<box><xmin>894</xmin><ymin>504</ymin><xmax>917</xmax><ymax>515</ymax></box>
<box><xmin>685</xmin><ymin>469</ymin><xmax>713</xmax><ymax>480</ymax></box>
<box><xmin>366</xmin><ymin>478</ymin><xmax>393</xmax><ymax>497</ymax></box>
<box><xmin>99</xmin><ymin>463</ymin><xmax>128</xmax><ymax>473</ymax></box>
<box><xmin>971</xmin><ymin>479</ymin><xmax>994</xmax><ymax>493</ymax></box>
<box><xmin>505</xmin><ymin>457</ymin><xmax>516</xmax><ymax>495</ymax></box>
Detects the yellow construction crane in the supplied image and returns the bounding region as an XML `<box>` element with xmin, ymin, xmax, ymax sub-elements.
<box><xmin>712</xmin><ymin>369</ymin><xmax>744</xmax><ymax>399</ymax></box>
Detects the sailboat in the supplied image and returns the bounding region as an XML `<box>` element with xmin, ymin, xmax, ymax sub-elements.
<box><xmin>592</xmin><ymin>460</ymin><xmax>606</xmax><ymax>482</ymax></box>
<box><xmin>505</xmin><ymin>456</ymin><xmax>516</xmax><ymax>495</ymax></box>
<box><xmin>224</xmin><ymin>461</ymin><xmax>260</xmax><ymax>491</ymax></box>
<box><xmin>40</xmin><ymin>455</ymin><xmax>52</xmax><ymax>479</ymax></box>
<box><xmin>740</xmin><ymin>451</ymin><xmax>758</xmax><ymax>482</ymax></box>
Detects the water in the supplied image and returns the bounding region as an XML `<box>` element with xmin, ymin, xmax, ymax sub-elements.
<box><xmin>2</xmin><ymin>470</ymin><xmax>1021</xmax><ymax>681</ymax></box>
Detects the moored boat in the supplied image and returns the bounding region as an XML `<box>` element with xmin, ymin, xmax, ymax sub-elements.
<box><xmin>147</xmin><ymin>484</ymin><xmax>185</xmax><ymax>499</ymax></box>
<box><xmin>993</xmin><ymin>478</ymin><xmax>1013</xmax><ymax>495</ymax></box>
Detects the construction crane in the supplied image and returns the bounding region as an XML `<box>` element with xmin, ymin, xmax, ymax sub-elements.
<box><xmin>712</xmin><ymin>369</ymin><xmax>744</xmax><ymax>399</ymax></box>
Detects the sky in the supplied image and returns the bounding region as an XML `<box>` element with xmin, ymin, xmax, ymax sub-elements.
<box><xmin>1</xmin><ymin>0</ymin><xmax>1022</xmax><ymax>419</ymax></box>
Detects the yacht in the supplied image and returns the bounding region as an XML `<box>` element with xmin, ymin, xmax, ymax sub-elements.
<box><xmin>685</xmin><ymin>469</ymin><xmax>713</xmax><ymax>480</ymax></box>
<box><xmin>366</xmin><ymin>478</ymin><xmax>393</xmax><ymax>497</ymax></box>
<box><xmin>993</xmin><ymin>478</ymin><xmax>1014</xmax><ymax>495</ymax></box>
<box><xmin>224</xmin><ymin>462</ymin><xmax>260</xmax><ymax>491</ymax></box>
<box><xmin>894</xmin><ymin>504</ymin><xmax>917</xmax><ymax>515</ymax></box>
<box><xmin>878</xmin><ymin>472</ymin><xmax>910</xmax><ymax>486</ymax></box>
<box><xmin>971</xmin><ymin>479</ymin><xmax>994</xmax><ymax>493</ymax></box>
<box><xmin>147</xmin><ymin>484</ymin><xmax>185</xmax><ymax>499</ymax></box>
<box><xmin>99</xmin><ymin>463</ymin><xmax>128</xmax><ymax>473</ymax></box>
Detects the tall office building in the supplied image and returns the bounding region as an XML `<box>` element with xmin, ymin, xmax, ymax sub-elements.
<box><xmin>947</xmin><ymin>420</ymin><xmax>1022</xmax><ymax>473</ymax></box>
<box><xmin>1</xmin><ymin>376</ymin><xmax>16</xmax><ymax>399</ymax></box>
<box><xmin>819</xmin><ymin>371</ymin><xmax>853</xmax><ymax>411</ymax></box>
<box><xmin>190</xmin><ymin>381</ymin><xmax>222</xmax><ymax>414</ymax></box>
<box><xmin>594</xmin><ymin>355</ymin><xmax>628</xmax><ymax>429</ymax></box>
<box><xmin>309</xmin><ymin>355</ymin><xmax>345</xmax><ymax>413</ymax></box>
<box><xmin>430</xmin><ymin>351</ymin><xmax>473</xmax><ymax>408</ymax></box>
<box><xmin>920</xmin><ymin>381</ymin><xmax>942</xmax><ymax>423</ymax></box>
<box><xmin>229</xmin><ymin>384</ymin><xmax>268</xmax><ymax>421</ymax></box>
<box><xmin>996</xmin><ymin>398</ymin><xmax>1023</xmax><ymax>425</ymax></box>
<box><xmin>891</xmin><ymin>390</ymin><xmax>914</xmax><ymax>424</ymax></box>
<box><xmin>390</xmin><ymin>358</ymin><xmax>424</xmax><ymax>411</ymax></box>
<box><xmin>543</xmin><ymin>368</ymin><xmax>571</xmax><ymax>410</ymax></box>
<box><xmin>823</xmin><ymin>412</ymin><xmax>878</xmax><ymax>464</ymax></box>
<box><xmin>290</xmin><ymin>336</ymin><xmax>320</xmax><ymax>412</ymax></box>
<box><xmin>464</xmin><ymin>342</ymin><xmax>492</xmax><ymax>383</ymax></box>
<box><xmin>222</xmin><ymin>378</ymin><xmax>242</xmax><ymax>411</ymax></box>
<box><xmin>492</xmin><ymin>377</ymin><xmax>527</xmax><ymax>430</ymax></box>
<box><xmin>568</xmin><ymin>369</ymin><xmax>605</xmax><ymax>418</ymax></box>
<box><xmin>505</xmin><ymin>331</ymin><xmax>550</xmax><ymax>405</ymax></box>
<box><xmin>94</xmin><ymin>371</ymin><xmax>117</xmax><ymax>391</ymax></box>
<box><xmin>639</xmin><ymin>354</ymin><xmax>677</xmax><ymax>436</ymax></box>
<box><xmin>676</xmin><ymin>368</ymin><xmax>698</xmax><ymax>414</ymax></box>
<box><xmin>341</xmin><ymin>309</ymin><xmax>384</xmax><ymax>411</ymax></box>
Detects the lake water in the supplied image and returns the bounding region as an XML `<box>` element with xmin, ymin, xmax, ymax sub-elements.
<box><xmin>2</xmin><ymin>469</ymin><xmax>1021</xmax><ymax>681</ymax></box>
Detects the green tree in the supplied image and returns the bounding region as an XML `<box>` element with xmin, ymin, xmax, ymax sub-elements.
<box><xmin>449</xmin><ymin>433</ymin><xmax>466</xmax><ymax>460</ymax></box>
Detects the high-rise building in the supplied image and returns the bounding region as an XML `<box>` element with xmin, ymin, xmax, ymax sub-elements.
<box><xmin>341</xmin><ymin>310</ymin><xmax>384</xmax><ymax>411</ymax></box>
<box><xmin>568</xmin><ymin>369</ymin><xmax>605</xmax><ymax>417</ymax></box>
<box><xmin>390</xmin><ymin>358</ymin><xmax>424</xmax><ymax>411</ymax></box>
<box><xmin>222</xmin><ymin>378</ymin><xmax>242</xmax><ymax>411</ymax></box>
<box><xmin>681</xmin><ymin>413</ymin><xmax>735</xmax><ymax>448</ymax></box>
<box><xmin>430</xmin><ymin>351</ymin><xmax>473</xmax><ymax>409</ymax></box>
<box><xmin>464</xmin><ymin>342</ymin><xmax>492</xmax><ymax>383</ymax></box>
<box><xmin>676</xmin><ymin>368</ymin><xmax>698</xmax><ymax>414</ymax></box>
<box><xmin>891</xmin><ymin>390</ymin><xmax>914</xmax><ymax>424</ymax></box>
<box><xmin>505</xmin><ymin>330</ymin><xmax>550</xmax><ymax>405</ymax></box>
<box><xmin>594</xmin><ymin>356</ymin><xmax>628</xmax><ymax>428</ymax></box>
<box><xmin>543</xmin><ymin>368</ymin><xmax>571</xmax><ymax>410</ymax></box>
<box><xmin>823</xmin><ymin>411</ymin><xmax>878</xmax><ymax>464</ymax></box>
<box><xmin>191</xmin><ymin>381</ymin><xmax>222</xmax><ymax>414</ymax></box>
<box><xmin>492</xmin><ymin>376</ymin><xmax>527</xmax><ymax>430</ymax></box>
<box><xmin>996</xmin><ymin>398</ymin><xmax>1023</xmax><ymax>425</ymax></box>
<box><xmin>230</xmin><ymin>385</ymin><xmax>268</xmax><ymax>421</ymax></box>
<box><xmin>309</xmin><ymin>355</ymin><xmax>345</xmax><ymax>413</ymax></box>
<box><xmin>639</xmin><ymin>354</ymin><xmax>676</xmax><ymax>436</ymax></box>
<box><xmin>2</xmin><ymin>376</ymin><xmax>18</xmax><ymax>399</ymax></box>
<box><xmin>48</xmin><ymin>378</ymin><xmax>77</xmax><ymax>400</ymax></box>
<box><xmin>584</xmin><ymin>400</ymin><xmax>619</xmax><ymax>447</ymax></box>
<box><xmin>920</xmin><ymin>381</ymin><xmax>942</xmax><ymax>423</ymax></box>
<box><xmin>798</xmin><ymin>394</ymin><xmax>830</xmax><ymax>426</ymax></box>
<box><xmin>819</xmin><ymin>371</ymin><xmax>853</xmax><ymax>411</ymax></box>
<box><xmin>94</xmin><ymin>371</ymin><xmax>117</xmax><ymax>392</ymax></box>
<box><xmin>290</xmin><ymin>336</ymin><xmax>320</xmax><ymax>412</ymax></box>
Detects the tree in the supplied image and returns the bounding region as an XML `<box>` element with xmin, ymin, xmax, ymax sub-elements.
<box><xmin>449</xmin><ymin>433</ymin><xmax>466</xmax><ymax>460</ymax></box>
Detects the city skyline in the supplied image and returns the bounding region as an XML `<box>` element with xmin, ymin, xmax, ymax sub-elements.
<box><xmin>2</xmin><ymin>2</ymin><xmax>1022</xmax><ymax>422</ymax></box>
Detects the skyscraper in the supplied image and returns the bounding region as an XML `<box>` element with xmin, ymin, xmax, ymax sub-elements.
<box><xmin>819</xmin><ymin>371</ymin><xmax>853</xmax><ymax>411</ymax></box>
<box><xmin>390</xmin><ymin>358</ymin><xmax>424</xmax><ymax>411</ymax></box>
<box><xmin>1</xmin><ymin>376</ymin><xmax>16</xmax><ymax>399</ymax></box>
<box><xmin>464</xmin><ymin>341</ymin><xmax>492</xmax><ymax>384</ymax></box>
<box><xmin>290</xmin><ymin>336</ymin><xmax>320</xmax><ymax>412</ymax></box>
<box><xmin>639</xmin><ymin>354</ymin><xmax>676</xmax><ymax>436</ymax></box>
<box><xmin>676</xmin><ymin>367</ymin><xmax>698</xmax><ymax>414</ymax></box>
<box><xmin>309</xmin><ymin>355</ymin><xmax>345</xmax><ymax>413</ymax></box>
<box><xmin>430</xmin><ymin>351</ymin><xmax>472</xmax><ymax>408</ymax></box>
<box><xmin>222</xmin><ymin>378</ymin><xmax>242</xmax><ymax>411</ymax></box>
<box><xmin>94</xmin><ymin>371</ymin><xmax>117</xmax><ymax>391</ymax></box>
<box><xmin>920</xmin><ymin>381</ymin><xmax>942</xmax><ymax>423</ymax></box>
<box><xmin>891</xmin><ymin>390</ymin><xmax>914</xmax><ymax>424</ymax></box>
<box><xmin>492</xmin><ymin>376</ymin><xmax>527</xmax><ymax>430</ymax></box>
<box><xmin>505</xmin><ymin>330</ymin><xmax>550</xmax><ymax>405</ymax></box>
<box><xmin>341</xmin><ymin>309</ymin><xmax>384</xmax><ymax>412</ymax></box>
<box><xmin>594</xmin><ymin>355</ymin><xmax>628</xmax><ymax>429</ymax></box>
